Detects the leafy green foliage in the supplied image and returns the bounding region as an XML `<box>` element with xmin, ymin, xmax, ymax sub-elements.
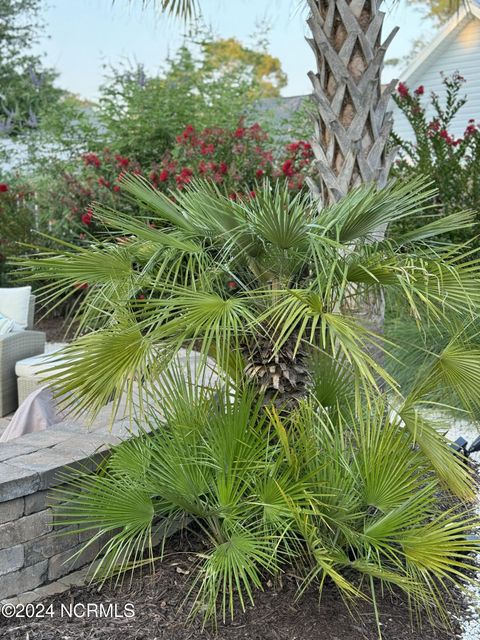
<box><xmin>96</xmin><ymin>27</ymin><xmax>287</xmax><ymax>166</ymax></box>
<box><xmin>407</xmin><ymin>0</ymin><xmax>461</xmax><ymax>26</ymax></box>
<box><xmin>0</xmin><ymin>178</ymin><xmax>34</xmax><ymax>284</ymax></box>
<box><xmin>16</xmin><ymin>176</ymin><xmax>480</xmax><ymax>498</ymax></box>
<box><xmin>51</xmin><ymin>378</ymin><xmax>479</xmax><ymax>630</ymax></box>
<box><xmin>0</xmin><ymin>0</ymin><xmax>63</xmax><ymax>140</ymax></box>
<box><xmin>391</xmin><ymin>73</ymin><xmax>480</xmax><ymax>243</ymax></box>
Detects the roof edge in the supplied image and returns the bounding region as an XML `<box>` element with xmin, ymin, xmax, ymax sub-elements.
<box><xmin>399</xmin><ymin>4</ymin><xmax>480</xmax><ymax>84</ymax></box>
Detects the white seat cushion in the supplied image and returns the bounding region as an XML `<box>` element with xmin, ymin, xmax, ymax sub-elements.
<box><xmin>0</xmin><ymin>286</ymin><xmax>31</xmax><ymax>329</ymax></box>
<box><xmin>15</xmin><ymin>349</ymin><xmax>66</xmax><ymax>379</ymax></box>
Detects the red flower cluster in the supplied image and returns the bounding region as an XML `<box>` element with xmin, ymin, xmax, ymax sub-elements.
<box><xmin>439</xmin><ymin>129</ymin><xmax>456</xmax><ymax>145</ymax></box>
<box><xmin>115</xmin><ymin>155</ymin><xmax>130</xmax><ymax>168</ymax></box>
<box><xmin>81</xmin><ymin>209</ymin><xmax>93</xmax><ymax>225</ymax></box>
<box><xmin>48</xmin><ymin>124</ymin><xmax>316</xmax><ymax>239</ymax></box>
<box><xmin>397</xmin><ymin>83</ymin><xmax>425</xmax><ymax>99</ymax></box>
<box><xmin>175</xmin><ymin>167</ymin><xmax>193</xmax><ymax>189</ymax></box>
<box><xmin>83</xmin><ymin>153</ymin><xmax>101</xmax><ymax>168</ymax></box>
<box><xmin>465</xmin><ymin>121</ymin><xmax>478</xmax><ymax>137</ymax></box>
<box><xmin>279</xmin><ymin>141</ymin><xmax>314</xmax><ymax>190</ymax></box>
<box><xmin>176</xmin><ymin>124</ymin><xmax>195</xmax><ymax>143</ymax></box>
<box><xmin>282</xmin><ymin>159</ymin><xmax>295</xmax><ymax>177</ymax></box>
<box><xmin>0</xmin><ymin>183</ymin><xmax>8</xmax><ymax>192</ymax></box>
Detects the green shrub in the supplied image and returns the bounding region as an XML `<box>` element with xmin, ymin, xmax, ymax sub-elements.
<box><xmin>18</xmin><ymin>176</ymin><xmax>480</xmax><ymax>632</ymax></box>
<box><xmin>0</xmin><ymin>178</ymin><xmax>35</xmax><ymax>284</ymax></box>
<box><xmin>390</xmin><ymin>72</ymin><xmax>480</xmax><ymax>243</ymax></box>
<box><xmin>29</xmin><ymin>126</ymin><xmax>314</xmax><ymax>246</ymax></box>
<box><xmin>52</xmin><ymin>377</ymin><xmax>478</xmax><ymax>631</ymax></box>
<box><xmin>18</xmin><ymin>177</ymin><xmax>480</xmax><ymax>481</ymax></box>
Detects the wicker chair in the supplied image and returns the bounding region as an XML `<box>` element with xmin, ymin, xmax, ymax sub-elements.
<box><xmin>0</xmin><ymin>295</ymin><xmax>45</xmax><ymax>416</ymax></box>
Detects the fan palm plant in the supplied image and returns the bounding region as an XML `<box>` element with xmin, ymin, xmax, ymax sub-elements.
<box><xmin>17</xmin><ymin>175</ymin><xmax>480</xmax><ymax>493</ymax></box>
<box><xmin>50</xmin><ymin>374</ymin><xmax>480</xmax><ymax>635</ymax></box>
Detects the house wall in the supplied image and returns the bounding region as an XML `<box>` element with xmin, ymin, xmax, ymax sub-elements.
<box><xmin>391</xmin><ymin>16</ymin><xmax>480</xmax><ymax>142</ymax></box>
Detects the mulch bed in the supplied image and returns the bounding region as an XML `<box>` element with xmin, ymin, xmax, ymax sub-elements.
<box><xmin>35</xmin><ymin>314</ymin><xmax>75</xmax><ymax>343</ymax></box>
<box><xmin>0</xmin><ymin>533</ymin><xmax>461</xmax><ymax>640</ymax></box>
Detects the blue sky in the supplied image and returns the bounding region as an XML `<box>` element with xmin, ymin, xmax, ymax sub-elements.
<box><xmin>36</xmin><ymin>0</ymin><xmax>433</xmax><ymax>101</ymax></box>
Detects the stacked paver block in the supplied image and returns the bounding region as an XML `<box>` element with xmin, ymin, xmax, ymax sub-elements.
<box><xmin>0</xmin><ymin>411</ymin><xmax>134</xmax><ymax>601</ymax></box>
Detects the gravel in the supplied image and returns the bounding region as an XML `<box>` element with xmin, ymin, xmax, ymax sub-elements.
<box><xmin>446</xmin><ymin>415</ymin><xmax>480</xmax><ymax>640</ymax></box>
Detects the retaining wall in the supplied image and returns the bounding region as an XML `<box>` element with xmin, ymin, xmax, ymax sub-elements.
<box><xmin>0</xmin><ymin>409</ymin><xmax>133</xmax><ymax>601</ymax></box>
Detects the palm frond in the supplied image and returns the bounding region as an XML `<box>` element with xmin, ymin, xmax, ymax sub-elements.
<box><xmin>318</xmin><ymin>177</ymin><xmax>438</xmax><ymax>243</ymax></box>
<box><xmin>396</xmin><ymin>210</ymin><xmax>475</xmax><ymax>244</ymax></box>
<box><xmin>398</xmin><ymin>406</ymin><xmax>474</xmax><ymax>499</ymax></box>
<box><xmin>140</xmin><ymin>0</ymin><xmax>198</xmax><ymax>19</ymax></box>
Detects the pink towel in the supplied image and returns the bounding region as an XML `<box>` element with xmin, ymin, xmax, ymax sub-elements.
<box><xmin>0</xmin><ymin>386</ymin><xmax>64</xmax><ymax>442</ymax></box>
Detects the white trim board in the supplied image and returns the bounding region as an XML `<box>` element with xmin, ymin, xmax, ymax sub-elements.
<box><xmin>399</xmin><ymin>3</ymin><xmax>480</xmax><ymax>83</ymax></box>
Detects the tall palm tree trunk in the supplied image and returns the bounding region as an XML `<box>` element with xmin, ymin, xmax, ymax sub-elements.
<box><xmin>306</xmin><ymin>0</ymin><xmax>398</xmax><ymax>207</ymax></box>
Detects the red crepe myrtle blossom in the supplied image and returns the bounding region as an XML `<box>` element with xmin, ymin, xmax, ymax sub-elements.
<box><xmin>397</xmin><ymin>82</ymin><xmax>409</xmax><ymax>98</ymax></box>
<box><xmin>81</xmin><ymin>210</ymin><xmax>93</xmax><ymax>225</ymax></box>
<box><xmin>159</xmin><ymin>169</ymin><xmax>169</xmax><ymax>182</ymax></box>
<box><xmin>115</xmin><ymin>155</ymin><xmax>129</xmax><ymax>167</ymax></box>
<box><xmin>439</xmin><ymin>129</ymin><xmax>455</xmax><ymax>145</ymax></box>
<box><xmin>219</xmin><ymin>162</ymin><xmax>228</xmax><ymax>175</ymax></box>
<box><xmin>0</xmin><ymin>183</ymin><xmax>8</xmax><ymax>192</ymax></box>
<box><xmin>83</xmin><ymin>153</ymin><xmax>101</xmax><ymax>168</ymax></box>
<box><xmin>256</xmin><ymin>169</ymin><xmax>264</xmax><ymax>178</ymax></box>
<box><xmin>98</xmin><ymin>177</ymin><xmax>111</xmax><ymax>188</ymax></box>
<box><xmin>282</xmin><ymin>159</ymin><xmax>295</xmax><ymax>177</ymax></box>
<box><xmin>227</xmin><ymin>280</ymin><xmax>238</xmax><ymax>290</ymax></box>
<box><xmin>200</xmin><ymin>144</ymin><xmax>215</xmax><ymax>156</ymax></box>
<box><xmin>414</xmin><ymin>85</ymin><xmax>425</xmax><ymax>96</ymax></box>
<box><xmin>137</xmin><ymin>293</ymin><xmax>146</xmax><ymax>300</ymax></box>
<box><xmin>177</xmin><ymin>125</ymin><xmax>195</xmax><ymax>143</ymax></box>
<box><xmin>113</xmin><ymin>185</ymin><xmax>121</xmax><ymax>192</ymax></box>
<box><xmin>287</xmin><ymin>142</ymin><xmax>300</xmax><ymax>153</ymax></box>
<box><xmin>465</xmin><ymin>124</ymin><xmax>477</xmax><ymax>137</ymax></box>
<box><xmin>175</xmin><ymin>167</ymin><xmax>193</xmax><ymax>188</ymax></box>
<box><xmin>234</xmin><ymin>127</ymin><xmax>245</xmax><ymax>139</ymax></box>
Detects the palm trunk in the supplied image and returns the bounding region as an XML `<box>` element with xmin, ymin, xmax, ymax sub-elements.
<box><xmin>305</xmin><ymin>0</ymin><xmax>399</xmax><ymax>358</ymax></box>
<box><xmin>306</xmin><ymin>0</ymin><xmax>398</xmax><ymax>206</ymax></box>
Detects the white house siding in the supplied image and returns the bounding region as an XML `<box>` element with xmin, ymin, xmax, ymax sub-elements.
<box><xmin>390</xmin><ymin>16</ymin><xmax>480</xmax><ymax>142</ymax></box>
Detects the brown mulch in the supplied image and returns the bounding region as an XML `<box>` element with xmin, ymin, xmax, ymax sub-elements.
<box><xmin>35</xmin><ymin>314</ymin><xmax>76</xmax><ymax>343</ymax></box>
<box><xmin>0</xmin><ymin>533</ymin><xmax>461</xmax><ymax>640</ymax></box>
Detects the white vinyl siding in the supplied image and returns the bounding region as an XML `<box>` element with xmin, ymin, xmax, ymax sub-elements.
<box><xmin>390</xmin><ymin>16</ymin><xmax>480</xmax><ymax>142</ymax></box>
